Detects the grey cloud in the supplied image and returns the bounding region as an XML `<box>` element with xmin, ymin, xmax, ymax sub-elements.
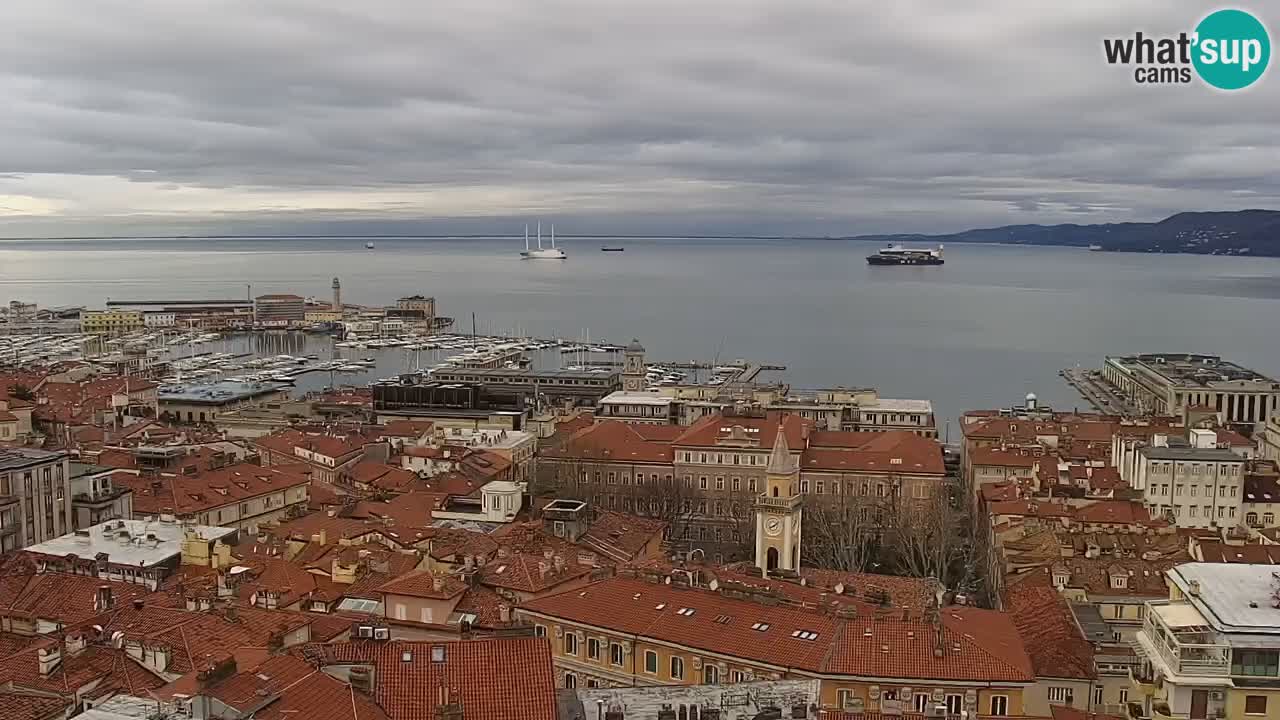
<box><xmin>0</xmin><ymin>0</ymin><xmax>1276</xmax><ymax>236</ymax></box>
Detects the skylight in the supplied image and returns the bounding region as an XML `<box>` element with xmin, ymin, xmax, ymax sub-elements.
<box><xmin>791</xmin><ymin>630</ymin><xmax>819</xmax><ymax>641</ymax></box>
<box><xmin>676</xmin><ymin>607</ymin><xmax>695</xmax><ymax>616</ymax></box>
<box><xmin>751</xmin><ymin>622</ymin><xmax>770</xmax><ymax>632</ymax></box>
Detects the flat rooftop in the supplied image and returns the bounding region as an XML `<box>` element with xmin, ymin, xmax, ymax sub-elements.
<box><xmin>1108</xmin><ymin>353</ymin><xmax>1279</xmax><ymax>389</ymax></box>
<box><xmin>432</xmin><ymin>367</ymin><xmax>618</xmax><ymax>381</ymax></box>
<box><xmin>0</xmin><ymin>447</ymin><xmax>65</xmax><ymax>471</ymax></box>
<box><xmin>1169</xmin><ymin>563</ymin><xmax>1280</xmax><ymax>635</ymax></box>
<box><xmin>438</xmin><ymin>427</ymin><xmax>533</xmax><ymax>449</ymax></box>
<box><xmin>158</xmin><ymin>380</ymin><xmax>290</xmax><ymax>404</ymax></box>
<box><xmin>866</xmin><ymin>397</ymin><xmax>934</xmax><ymax>414</ymax></box>
<box><xmin>26</xmin><ymin>518</ymin><xmax>236</xmax><ymax>568</ymax></box>
<box><xmin>1139</xmin><ymin>446</ymin><xmax>1245</xmax><ymax>462</ymax></box>
<box><xmin>600</xmin><ymin>391</ymin><xmax>674</xmax><ymax>406</ymax></box>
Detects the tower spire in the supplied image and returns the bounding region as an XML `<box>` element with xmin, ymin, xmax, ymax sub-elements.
<box><xmin>766</xmin><ymin>423</ymin><xmax>798</xmax><ymax>476</ymax></box>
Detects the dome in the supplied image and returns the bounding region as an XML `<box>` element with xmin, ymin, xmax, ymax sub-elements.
<box><xmin>626</xmin><ymin>338</ymin><xmax>645</xmax><ymax>352</ymax></box>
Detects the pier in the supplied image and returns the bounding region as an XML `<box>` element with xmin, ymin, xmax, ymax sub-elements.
<box><xmin>1060</xmin><ymin>367</ymin><xmax>1138</xmax><ymax>415</ymax></box>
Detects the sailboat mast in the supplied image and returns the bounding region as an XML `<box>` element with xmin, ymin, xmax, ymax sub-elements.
<box><xmin>537</xmin><ymin>221</ymin><xmax>543</xmax><ymax>250</ymax></box>
<box><xmin>524</xmin><ymin>224</ymin><xmax>529</xmax><ymax>251</ymax></box>
<box><xmin>551</xmin><ymin>224</ymin><xmax>555</xmax><ymax>249</ymax></box>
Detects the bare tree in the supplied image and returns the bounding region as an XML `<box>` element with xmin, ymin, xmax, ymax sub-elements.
<box><xmin>881</xmin><ymin>476</ymin><xmax>984</xmax><ymax>595</ymax></box>
<box><xmin>801</xmin><ymin>493</ymin><xmax>884</xmax><ymax>573</ymax></box>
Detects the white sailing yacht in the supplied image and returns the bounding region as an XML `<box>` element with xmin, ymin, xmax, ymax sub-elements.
<box><xmin>520</xmin><ymin>222</ymin><xmax>567</xmax><ymax>259</ymax></box>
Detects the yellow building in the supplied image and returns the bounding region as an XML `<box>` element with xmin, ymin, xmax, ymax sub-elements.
<box><xmin>305</xmin><ymin>310</ymin><xmax>343</xmax><ymax>323</ymax></box>
<box><xmin>518</xmin><ymin>571</ymin><xmax>1034</xmax><ymax>715</ymax></box>
<box><xmin>80</xmin><ymin>310</ymin><xmax>144</xmax><ymax>336</ymax></box>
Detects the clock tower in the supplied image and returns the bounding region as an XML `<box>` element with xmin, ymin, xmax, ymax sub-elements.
<box><xmin>755</xmin><ymin>424</ymin><xmax>803</xmax><ymax>573</ymax></box>
<box><xmin>622</xmin><ymin>339</ymin><xmax>646</xmax><ymax>392</ymax></box>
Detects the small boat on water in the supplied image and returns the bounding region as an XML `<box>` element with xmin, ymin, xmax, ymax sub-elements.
<box><xmin>601</xmin><ymin>247</ymin><xmax>625</xmax><ymax>252</ymax></box>
<box><xmin>366</xmin><ymin>241</ymin><xmax>375</xmax><ymax>250</ymax></box>
<box><xmin>1088</xmin><ymin>244</ymin><xmax>1103</xmax><ymax>251</ymax></box>
<box><xmin>866</xmin><ymin>244</ymin><xmax>944</xmax><ymax>266</ymax></box>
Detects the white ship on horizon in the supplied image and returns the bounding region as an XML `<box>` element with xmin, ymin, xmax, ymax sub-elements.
<box><xmin>521</xmin><ymin>222</ymin><xmax>567</xmax><ymax>259</ymax></box>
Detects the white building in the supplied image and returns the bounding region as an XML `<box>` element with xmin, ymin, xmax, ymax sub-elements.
<box><xmin>1132</xmin><ymin>563</ymin><xmax>1280</xmax><ymax>720</ymax></box>
<box><xmin>1136</xmin><ymin>432</ymin><xmax>1246</xmax><ymax>529</ymax></box>
<box><xmin>431</xmin><ymin>480</ymin><xmax>524</xmax><ymax>523</ymax></box>
<box><xmin>143</xmin><ymin>311</ymin><xmax>176</xmax><ymax>328</ymax></box>
<box><xmin>1262</xmin><ymin>414</ymin><xmax>1280</xmax><ymax>463</ymax></box>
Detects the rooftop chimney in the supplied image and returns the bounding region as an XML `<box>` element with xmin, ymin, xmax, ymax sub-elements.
<box><xmin>432</xmin><ymin>576</ymin><xmax>446</xmax><ymax>593</ymax></box>
<box><xmin>95</xmin><ymin>585</ymin><xmax>114</xmax><ymax>611</ymax></box>
<box><xmin>37</xmin><ymin>645</ymin><xmax>62</xmax><ymax>676</ymax></box>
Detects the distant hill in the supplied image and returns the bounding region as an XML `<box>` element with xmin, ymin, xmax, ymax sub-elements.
<box><xmin>851</xmin><ymin>209</ymin><xmax>1280</xmax><ymax>257</ymax></box>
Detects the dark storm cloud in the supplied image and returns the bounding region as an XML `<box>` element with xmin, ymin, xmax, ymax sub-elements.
<box><xmin>0</xmin><ymin>0</ymin><xmax>1275</xmax><ymax>236</ymax></box>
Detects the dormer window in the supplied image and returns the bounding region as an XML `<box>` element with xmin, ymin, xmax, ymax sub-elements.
<box><xmin>1052</xmin><ymin>572</ymin><xmax>1070</xmax><ymax>588</ymax></box>
<box><xmin>1110</xmin><ymin>574</ymin><xmax>1128</xmax><ymax>589</ymax></box>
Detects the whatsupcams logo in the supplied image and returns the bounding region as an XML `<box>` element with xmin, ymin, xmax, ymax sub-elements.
<box><xmin>1104</xmin><ymin>8</ymin><xmax>1270</xmax><ymax>89</ymax></box>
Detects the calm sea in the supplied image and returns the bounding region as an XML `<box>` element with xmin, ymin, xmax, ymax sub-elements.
<box><xmin>3</xmin><ymin>236</ymin><xmax>1280</xmax><ymax>432</ymax></box>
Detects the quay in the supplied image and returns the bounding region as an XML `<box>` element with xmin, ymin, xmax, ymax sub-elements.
<box><xmin>1060</xmin><ymin>367</ymin><xmax>1138</xmax><ymax>415</ymax></box>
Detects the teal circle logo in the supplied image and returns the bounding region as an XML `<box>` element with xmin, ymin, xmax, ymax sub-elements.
<box><xmin>1192</xmin><ymin>9</ymin><xmax>1270</xmax><ymax>90</ymax></box>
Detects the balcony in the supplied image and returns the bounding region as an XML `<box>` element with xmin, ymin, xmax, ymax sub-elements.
<box><xmin>754</xmin><ymin>495</ymin><xmax>802</xmax><ymax>511</ymax></box>
<box><xmin>1134</xmin><ymin>601</ymin><xmax>1231</xmax><ymax>679</ymax></box>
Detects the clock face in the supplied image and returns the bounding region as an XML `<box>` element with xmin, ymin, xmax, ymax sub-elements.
<box><xmin>764</xmin><ymin>517</ymin><xmax>782</xmax><ymax>536</ymax></box>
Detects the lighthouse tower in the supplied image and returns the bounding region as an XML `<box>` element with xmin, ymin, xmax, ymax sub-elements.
<box><xmin>332</xmin><ymin>277</ymin><xmax>342</xmax><ymax>312</ymax></box>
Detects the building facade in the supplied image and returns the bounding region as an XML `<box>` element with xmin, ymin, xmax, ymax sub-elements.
<box><xmin>1132</xmin><ymin>563</ymin><xmax>1280</xmax><ymax>720</ymax></box>
<box><xmin>1135</xmin><ymin>438</ymin><xmax>1246</xmax><ymax>529</ymax></box>
<box><xmin>1104</xmin><ymin>353</ymin><xmax>1280</xmax><ymax>424</ymax></box>
<box><xmin>80</xmin><ymin>310</ymin><xmax>145</xmax><ymax>336</ymax></box>
<box><xmin>0</xmin><ymin>447</ymin><xmax>75</xmax><ymax>551</ymax></box>
<box><xmin>253</xmin><ymin>294</ymin><xmax>306</xmax><ymax>327</ymax></box>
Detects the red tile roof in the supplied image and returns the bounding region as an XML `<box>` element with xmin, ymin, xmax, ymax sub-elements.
<box><xmin>0</xmin><ymin>691</ymin><xmax>68</xmax><ymax>720</ymax></box>
<box><xmin>113</xmin><ymin>462</ymin><xmax>310</xmax><ymax>516</ymax></box>
<box><xmin>540</xmin><ymin>421</ymin><xmax>675</xmax><ymax>464</ymax></box>
<box><xmin>1074</xmin><ymin>501</ymin><xmax>1151</xmax><ymax>526</ymax></box>
<box><xmin>578</xmin><ymin>511</ymin><xmax>667</xmax><ymax>563</ymax></box>
<box><xmin>673</xmin><ymin>411</ymin><xmax>810</xmax><ymax>449</ymax></box>
<box><xmin>310</xmin><ymin>638</ymin><xmax>557</xmax><ymax>720</ymax></box>
<box><xmin>0</xmin><ymin>570</ymin><xmax>155</xmax><ymax>626</ymax></box>
<box><xmin>1004</xmin><ymin>573</ymin><xmax>1095</xmax><ymax>680</ymax></box>
<box><xmin>521</xmin><ymin>576</ymin><xmax>1034</xmax><ymax>683</ymax></box>
<box><xmin>375</xmin><ymin>570</ymin><xmax>466</xmax><ymax>600</ymax></box>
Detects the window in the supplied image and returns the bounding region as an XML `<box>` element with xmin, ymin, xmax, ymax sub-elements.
<box><xmin>1248</xmin><ymin>512</ymin><xmax>1259</xmax><ymax>526</ymax></box>
<box><xmin>748</xmin><ymin>478</ymin><xmax>757</xmax><ymax>492</ymax></box>
<box><xmin>670</xmin><ymin>656</ymin><xmax>684</xmax><ymax>679</ymax></box>
<box><xmin>702</xmin><ymin>665</ymin><xmax>719</xmax><ymax>684</ymax></box>
<box><xmin>644</xmin><ymin>650</ymin><xmax>657</xmax><ymax>674</ymax></box>
<box><xmin>837</xmin><ymin>690</ymin><xmax>856</xmax><ymax>709</ymax></box>
<box><xmin>609</xmin><ymin>642</ymin><xmax>624</xmax><ymax>666</ymax></box>
<box><xmin>586</xmin><ymin>679</ymin><xmax>599</xmax><ymax>688</ymax></box>
<box><xmin>732</xmin><ymin>477</ymin><xmax>741</xmax><ymax>492</ymax></box>
<box><xmin>564</xmin><ymin>633</ymin><xmax>578</xmax><ymax>656</ymax></box>
<box><xmin>1267</xmin><ymin>513</ymin><xmax>1276</xmax><ymax>525</ymax></box>
<box><xmin>699</xmin><ymin>477</ymin><xmax>708</xmax><ymax>490</ymax></box>
<box><xmin>1119</xmin><ymin>689</ymin><xmax>1129</xmax><ymax>704</ymax></box>
<box><xmin>989</xmin><ymin>695</ymin><xmax>1008</xmax><ymax>716</ymax></box>
<box><xmin>1246</xmin><ymin>696</ymin><xmax>1268</xmax><ymax>715</ymax></box>
<box><xmin>945</xmin><ymin>695</ymin><xmax>963</xmax><ymax>714</ymax></box>
<box><xmin>913</xmin><ymin>694</ymin><xmax>929</xmax><ymax>713</ymax></box>
<box><xmin>585</xmin><ymin>638</ymin><xmax>600</xmax><ymax>660</ymax></box>
<box><xmin>1047</xmin><ymin>687</ymin><xmax>1073</xmax><ymax>704</ymax></box>
<box><xmin>715</xmin><ymin>477</ymin><xmax>724</xmax><ymax>490</ymax></box>
<box><xmin>1092</xmin><ymin>686</ymin><xmax>1103</xmax><ymax>706</ymax></box>
<box><xmin>534</xmin><ymin>624</ymin><xmax>547</xmax><ymax>638</ymax></box>
<box><xmin>1233</xmin><ymin>650</ymin><xmax>1280</xmax><ymax>677</ymax></box>
<box><xmin>730</xmin><ymin>670</ymin><xmax>747</xmax><ymax>683</ymax></box>
<box><xmin>563</xmin><ymin>672</ymin><xmax>576</xmax><ymax>689</ymax></box>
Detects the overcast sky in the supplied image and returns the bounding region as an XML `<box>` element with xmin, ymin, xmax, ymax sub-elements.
<box><xmin>0</xmin><ymin>0</ymin><xmax>1275</xmax><ymax>237</ymax></box>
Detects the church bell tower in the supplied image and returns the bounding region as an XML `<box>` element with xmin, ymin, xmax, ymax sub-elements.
<box><xmin>755</xmin><ymin>424</ymin><xmax>803</xmax><ymax>573</ymax></box>
<box><xmin>622</xmin><ymin>339</ymin><xmax>646</xmax><ymax>392</ymax></box>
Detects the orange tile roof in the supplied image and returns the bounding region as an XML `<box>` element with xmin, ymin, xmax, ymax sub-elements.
<box><xmin>1004</xmin><ymin>573</ymin><xmax>1095</xmax><ymax>680</ymax></box>
<box><xmin>0</xmin><ymin>690</ymin><xmax>68</xmax><ymax>720</ymax></box>
<box><xmin>0</xmin><ymin>643</ymin><xmax>166</xmax><ymax>698</ymax></box>
<box><xmin>311</xmin><ymin>638</ymin><xmax>557</xmax><ymax>720</ymax></box>
<box><xmin>1073</xmin><ymin>500</ymin><xmax>1151</xmax><ymax>526</ymax></box>
<box><xmin>521</xmin><ymin>576</ymin><xmax>1034</xmax><ymax>682</ymax></box>
<box><xmin>540</xmin><ymin>421</ymin><xmax>674</xmax><ymax>464</ymax></box>
<box><xmin>578</xmin><ymin>511</ymin><xmax>667</xmax><ymax>563</ymax></box>
<box><xmin>375</xmin><ymin>570</ymin><xmax>467</xmax><ymax>600</ymax></box>
<box><xmin>113</xmin><ymin>462</ymin><xmax>310</xmax><ymax>516</ymax></box>
<box><xmin>673</xmin><ymin>411</ymin><xmax>810</xmax><ymax>449</ymax></box>
<box><xmin>0</xmin><ymin>569</ymin><xmax>155</xmax><ymax>626</ymax></box>
<box><xmin>478</xmin><ymin>552</ymin><xmax>593</xmax><ymax>594</ymax></box>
